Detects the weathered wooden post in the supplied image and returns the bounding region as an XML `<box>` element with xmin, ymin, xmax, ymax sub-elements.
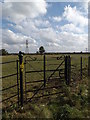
<box><xmin>44</xmin><ymin>53</ymin><xmax>46</xmax><ymax>87</ymax></box>
<box><xmin>81</xmin><ymin>57</ymin><xmax>82</xmax><ymax>80</ymax></box>
<box><xmin>88</xmin><ymin>56</ymin><xmax>90</xmax><ymax>77</ymax></box>
<box><xmin>19</xmin><ymin>51</ymin><xmax>24</xmax><ymax>107</ymax></box>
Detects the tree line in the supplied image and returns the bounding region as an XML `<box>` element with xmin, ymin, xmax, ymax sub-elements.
<box><xmin>0</xmin><ymin>46</ymin><xmax>45</xmax><ymax>55</ymax></box>
<box><xmin>0</xmin><ymin>49</ymin><xmax>8</xmax><ymax>55</ymax></box>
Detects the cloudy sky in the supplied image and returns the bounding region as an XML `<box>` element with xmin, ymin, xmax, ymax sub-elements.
<box><xmin>0</xmin><ymin>0</ymin><xmax>89</xmax><ymax>53</ymax></box>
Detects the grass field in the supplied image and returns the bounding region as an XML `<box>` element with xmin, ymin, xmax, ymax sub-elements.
<box><xmin>1</xmin><ymin>53</ymin><xmax>90</xmax><ymax>119</ymax></box>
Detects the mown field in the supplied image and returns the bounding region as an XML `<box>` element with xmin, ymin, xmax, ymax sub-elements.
<box><xmin>1</xmin><ymin>53</ymin><xmax>90</xmax><ymax>119</ymax></box>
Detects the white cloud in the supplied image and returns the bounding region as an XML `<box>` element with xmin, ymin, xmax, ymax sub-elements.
<box><xmin>31</xmin><ymin>27</ymin><xmax>88</xmax><ymax>52</ymax></box>
<box><xmin>34</xmin><ymin>19</ymin><xmax>50</xmax><ymax>27</ymax></box>
<box><xmin>60</xmin><ymin>23</ymin><xmax>84</xmax><ymax>34</ymax></box>
<box><xmin>39</xmin><ymin>28</ymin><xmax>57</xmax><ymax>42</ymax></box>
<box><xmin>2</xmin><ymin>1</ymin><xmax>47</xmax><ymax>23</ymax></box>
<box><xmin>17</xmin><ymin>20</ymin><xmax>38</xmax><ymax>34</ymax></box>
<box><xmin>0</xmin><ymin>2</ymin><xmax>2</xmax><ymax>18</ymax></box>
<box><xmin>52</xmin><ymin>16</ymin><xmax>62</xmax><ymax>22</ymax></box>
<box><xmin>63</xmin><ymin>5</ymin><xmax>88</xmax><ymax>27</ymax></box>
<box><xmin>58</xmin><ymin>32</ymin><xmax>88</xmax><ymax>52</ymax></box>
<box><xmin>2</xmin><ymin>29</ymin><xmax>38</xmax><ymax>52</ymax></box>
<box><xmin>7</xmin><ymin>18</ymin><xmax>51</xmax><ymax>41</ymax></box>
<box><xmin>2</xmin><ymin>25</ymin><xmax>88</xmax><ymax>52</ymax></box>
<box><xmin>3</xmin><ymin>29</ymin><xmax>37</xmax><ymax>44</ymax></box>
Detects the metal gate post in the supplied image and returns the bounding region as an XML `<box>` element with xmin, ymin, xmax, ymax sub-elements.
<box><xmin>19</xmin><ymin>51</ymin><xmax>24</xmax><ymax>107</ymax></box>
<box><xmin>65</xmin><ymin>56</ymin><xmax>71</xmax><ymax>85</ymax></box>
<box><xmin>65</xmin><ymin>56</ymin><xmax>68</xmax><ymax>85</ymax></box>
<box><xmin>68</xmin><ymin>56</ymin><xmax>71</xmax><ymax>85</ymax></box>
<box><xmin>44</xmin><ymin>53</ymin><xmax>46</xmax><ymax>87</ymax></box>
<box><xmin>16</xmin><ymin>60</ymin><xmax>19</xmax><ymax>106</ymax></box>
<box><xmin>67</xmin><ymin>56</ymin><xmax>69</xmax><ymax>85</ymax></box>
<box><xmin>81</xmin><ymin>57</ymin><xmax>82</xmax><ymax>80</ymax></box>
<box><xmin>88</xmin><ymin>56</ymin><xmax>90</xmax><ymax>77</ymax></box>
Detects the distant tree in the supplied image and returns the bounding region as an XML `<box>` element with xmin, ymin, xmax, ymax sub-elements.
<box><xmin>39</xmin><ymin>46</ymin><xmax>45</xmax><ymax>54</ymax></box>
<box><xmin>0</xmin><ymin>49</ymin><xmax>8</xmax><ymax>55</ymax></box>
<box><xmin>36</xmin><ymin>51</ymin><xmax>39</xmax><ymax>54</ymax></box>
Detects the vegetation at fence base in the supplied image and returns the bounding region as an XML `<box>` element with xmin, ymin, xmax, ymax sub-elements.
<box><xmin>2</xmin><ymin>78</ymin><xmax>89</xmax><ymax>119</ymax></box>
<box><xmin>49</xmin><ymin>104</ymin><xmax>84</xmax><ymax>119</ymax></box>
<box><xmin>48</xmin><ymin>79</ymin><xmax>89</xmax><ymax>119</ymax></box>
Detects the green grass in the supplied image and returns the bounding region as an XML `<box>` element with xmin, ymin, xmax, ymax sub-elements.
<box><xmin>1</xmin><ymin>53</ymin><xmax>90</xmax><ymax>119</ymax></box>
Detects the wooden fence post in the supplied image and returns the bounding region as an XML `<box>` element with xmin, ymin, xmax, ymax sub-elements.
<box><xmin>19</xmin><ymin>51</ymin><xmax>24</xmax><ymax>107</ymax></box>
<box><xmin>44</xmin><ymin>53</ymin><xmax>46</xmax><ymax>87</ymax></box>
<box><xmin>81</xmin><ymin>57</ymin><xmax>82</xmax><ymax>80</ymax></box>
<box><xmin>88</xmin><ymin>56</ymin><xmax>90</xmax><ymax>77</ymax></box>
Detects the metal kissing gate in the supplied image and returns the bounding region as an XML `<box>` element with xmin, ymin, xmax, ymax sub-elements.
<box><xmin>1</xmin><ymin>51</ymin><xmax>90</xmax><ymax>109</ymax></box>
<box><xmin>18</xmin><ymin>51</ymin><xmax>72</xmax><ymax>107</ymax></box>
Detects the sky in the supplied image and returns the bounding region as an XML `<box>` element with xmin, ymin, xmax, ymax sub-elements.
<box><xmin>0</xmin><ymin>0</ymin><xmax>89</xmax><ymax>53</ymax></box>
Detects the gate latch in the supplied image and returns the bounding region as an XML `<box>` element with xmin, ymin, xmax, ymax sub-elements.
<box><xmin>20</xmin><ymin>62</ymin><xmax>24</xmax><ymax>72</ymax></box>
